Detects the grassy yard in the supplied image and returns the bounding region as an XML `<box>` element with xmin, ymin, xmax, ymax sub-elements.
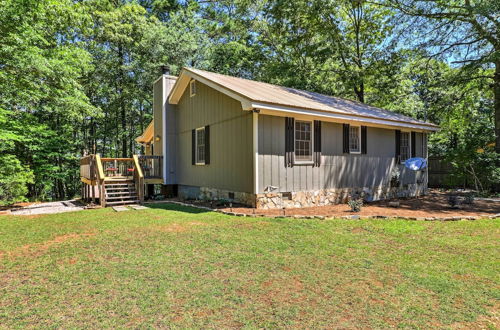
<box><xmin>0</xmin><ymin>204</ymin><xmax>498</xmax><ymax>328</ymax></box>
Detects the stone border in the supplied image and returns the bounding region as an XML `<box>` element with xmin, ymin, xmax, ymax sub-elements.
<box><xmin>153</xmin><ymin>201</ymin><xmax>500</xmax><ymax>221</ymax></box>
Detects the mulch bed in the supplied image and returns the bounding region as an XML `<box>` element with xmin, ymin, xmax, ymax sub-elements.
<box><xmin>216</xmin><ymin>191</ymin><xmax>499</xmax><ymax>220</ymax></box>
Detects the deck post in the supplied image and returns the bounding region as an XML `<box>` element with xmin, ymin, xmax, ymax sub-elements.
<box><xmin>91</xmin><ymin>182</ymin><xmax>96</xmax><ymax>204</ymax></box>
<box><xmin>100</xmin><ymin>182</ymin><xmax>106</xmax><ymax>207</ymax></box>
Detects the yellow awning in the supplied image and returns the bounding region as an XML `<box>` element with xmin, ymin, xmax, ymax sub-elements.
<box><xmin>136</xmin><ymin>120</ymin><xmax>154</xmax><ymax>144</ymax></box>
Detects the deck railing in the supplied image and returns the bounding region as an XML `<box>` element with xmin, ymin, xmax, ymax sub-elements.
<box><xmin>80</xmin><ymin>154</ymin><xmax>162</xmax><ymax>206</ymax></box>
<box><xmin>138</xmin><ymin>155</ymin><xmax>163</xmax><ymax>179</ymax></box>
<box><xmin>80</xmin><ymin>155</ymin><xmax>97</xmax><ymax>182</ymax></box>
<box><xmin>100</xmin><ymin>158</ymin><xmax>136</xmax><ymax>178</ymax></box>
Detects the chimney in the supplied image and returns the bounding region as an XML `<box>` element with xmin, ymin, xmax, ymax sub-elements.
<box><xmin>161</xmin><ymin>65</ymin><xmax>169</xmax><ymax>76</ymax></box>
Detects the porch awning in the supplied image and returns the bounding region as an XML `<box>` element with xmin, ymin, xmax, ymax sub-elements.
<box><xmin>136</xmin><ymin>120</ymin><xmax>154</xmax><ymax>144</ymax></box>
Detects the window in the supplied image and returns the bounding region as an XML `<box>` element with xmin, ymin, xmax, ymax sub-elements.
<box><xmin>400</xmin><ymin>132</ymin><xmax>410</xmax><ymax>162</ymax></box>
<box><xmin>349</xmin><ymin>126</ymin><xmax>361</xmax><ymax>153</ymax></box>
<box><xmin>195</xmin><ymin>127</ymin><xmax>205</xmax><ymax>164</ymax></box>
<box><xmin>190</xmin><ymin>80</ymin><xmax>196</xmax><ymax>97</ymax></box>
<box><xmin>295</xmin><ymin>120</ymin><xmax>313</xmax><ymax>162</ymax></box>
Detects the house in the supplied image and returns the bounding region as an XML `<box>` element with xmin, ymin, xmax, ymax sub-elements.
<box><xmin>133</xmin><ymin>67</ymin><xmax>438</xmax><ymax>209</ymax></box>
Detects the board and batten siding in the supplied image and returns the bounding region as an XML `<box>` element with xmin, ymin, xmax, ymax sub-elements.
<box><xmin>152</xmin><ymin>78</ymin><xmax>163</xmax><ymax>156</ymax></box>
<box><xmin>257</xmin><ymin>115</ymin><xmax>425</xmax><ymax>194</ymax></box>
<box><xmin>176</xmin><ymin>80</ymin><xmax>254</xmax><ymax>193</ymax></box>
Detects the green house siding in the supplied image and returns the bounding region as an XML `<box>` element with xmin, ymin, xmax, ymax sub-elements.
<box><xmin>257</xmin><ymin>114</ymin><xmax>425</xmax><ymax>194</ymax></box>
<box><xmin>153</xmin><ymin>78</ymin><xmax>163</xmax><ymax>156</ymax></box>
<box><xmin>176</xmin><ymin>81</ymin><xmax>254</xmax><ymax>193</ymax></box>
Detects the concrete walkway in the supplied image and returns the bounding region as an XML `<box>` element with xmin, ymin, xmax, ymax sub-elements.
<box><xmin>10</xmin><ymin>200</ymin><xmax>85</xmax><ymax>216</ymax></box>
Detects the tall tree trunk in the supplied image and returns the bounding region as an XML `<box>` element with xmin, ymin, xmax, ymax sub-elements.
<box><xmin>494</xmin><ymin>59</ymin><xmax>500</xmax><ymax>154</ymax></box>
<box><xmin>354</xmin><ymin>81</ymin><xmax>364</xmax><ymax>103</ymax></box>
<box><xmin>118</xmin><ymin>45</ymin><xmax>127</xmax><ymax>158</ymax></box>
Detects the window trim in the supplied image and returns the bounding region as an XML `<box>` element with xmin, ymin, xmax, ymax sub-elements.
<box><xmin>195</xmin><ymin>126</ymin><xmax>205</xmax><ymax>165</ymax></box>
<box><xmin>190</xmin><ymin>80</ymin><xmax>196</xmax><ymax>97</ymax></box>
<box><xmin>399</xmin><ymin>130</ymin><xmax>411</xmax><ymax>164</ymax></box>
<box><xmin>349</xmin><ymin>125</ymin><xmax>362</xmax><ymax>154</ymax></box>
<box><xmin>294</xmin><ymin>119</ymin><xmax>314</xmax><ymax>165</ymax></box>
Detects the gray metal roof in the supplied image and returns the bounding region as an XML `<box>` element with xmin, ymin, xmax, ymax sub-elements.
<box><xmin>186</xmin><ymin>68</ymin><xmax>437</xmax><ymax>129</ymax></box>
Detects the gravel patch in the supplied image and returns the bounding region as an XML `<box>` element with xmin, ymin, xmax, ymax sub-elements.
<box><xmin>11</xmin><ymin>200</ymin><xmax>85</xmax><ymax>216</ymax></box>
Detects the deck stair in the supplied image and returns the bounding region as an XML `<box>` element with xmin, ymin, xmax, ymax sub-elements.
<box><xmin>81</xmin><ymin>154</ymin><xmax>148</xmax><ymax>207</ymax></box>
<box><xmin>103</xmin><ymin>180</ymin><xmax>139</xmax><ymax>206</ymax></box>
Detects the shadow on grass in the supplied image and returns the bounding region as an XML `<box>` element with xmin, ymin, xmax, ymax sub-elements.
<box><xmin>146</xmin><ymin>202</ymin><xmax>211</xmax><ymax>214</ymax></box>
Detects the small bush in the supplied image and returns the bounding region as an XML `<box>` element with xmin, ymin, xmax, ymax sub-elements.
<box><xmin>464</xmin><ymin>193</ymin><xmax>475</xmax><ymax>205</ymax></box>
<box><xmin>447</xmin><ymin>195</ymin><xmax>460</xmax><ymax>208</ymax></box>
<box><xmin>390</xmin><ymin>167</ymin><xmax>401</xmax><ymax>188</ymax></box>
<box><xmin>348</xmin><ymin>198</ymin><xmax>363</xmax><ymax>212</ymax></box>
<box><xmin>0</xmin><ymin>155</ymin><xmax>34</xmax><ymax>206</ymax></box>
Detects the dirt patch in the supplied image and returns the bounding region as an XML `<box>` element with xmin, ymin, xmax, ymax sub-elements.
<box><xmin>221</xmin><ymin>191</ymin><xmax>500</xmax><ymax>219</ymax></box>
<box><xmin>152</xmin><ymin>221</ymin><xmax>208</xmax><ymax>233</ymax></box>
<box><xmin>153</xmin><ymin>223</ymin><xmax>189</xmax><ymax>233</ymax></box>
<box><xmin>1</xmin><ymin>232</ymin><xmax>96</xmax><ymax>260</ymax></box>
<box><xmin>233</xmin><ymin>221</ymin><xmax>271</xmax><ymax>229</ymax></box>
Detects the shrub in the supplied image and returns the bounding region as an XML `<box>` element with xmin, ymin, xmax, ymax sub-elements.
<box><xmin>348</xmin><ymin>198</ymin><xmax>363</xmax><ymax>212</ymax></box>
<box><xmin>447</xmin><ymin>195</ymin><xmax>460</xmax><ymax>208</ymax></box>
<box><xmin>390</xmin><ymin>167</ymin><xmax>401</xmax><ymax>188</ymax></box>
<box><xmin>464</xmin><ymin>193</ymin><xmax>475</xmax><ymax>205</ymax></box>
<box><xmin>0</xmin><ymin>155</ymin><xmax>34</xmax><ymax>206</ymax></box>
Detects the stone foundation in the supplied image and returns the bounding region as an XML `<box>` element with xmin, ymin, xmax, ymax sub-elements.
<box><xmin>255</xmin><ymin>184</ymin><xmax>427</xmax><ymax>209</ymax></box>
<box><xmin>178</xmin><ymin>185</ymin><xmax>256</xmax><ymax>207</ymax></box>
<box><xmin>178</xmin><ymin>183</ymin><xmax>427</xmax><ymax>210</ymax></box>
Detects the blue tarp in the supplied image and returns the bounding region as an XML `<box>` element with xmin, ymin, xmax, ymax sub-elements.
<box><xmin>404</xmin><ymin>157</ymin><xmax>427</xmax><ymax>171</ymax></box>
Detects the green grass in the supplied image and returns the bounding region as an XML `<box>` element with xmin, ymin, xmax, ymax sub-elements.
<box><xmin>0</xmin><ymin>204</ymin><xmax>498</xmax><ymax>328</ymax></box>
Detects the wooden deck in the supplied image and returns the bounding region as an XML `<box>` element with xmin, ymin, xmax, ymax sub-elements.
<box><xmin>80</xmin><ymin>154</ymin><xmax>163</xmax><ymax>207</ymax></box>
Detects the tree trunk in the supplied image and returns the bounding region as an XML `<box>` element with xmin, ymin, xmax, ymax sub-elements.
<box><xmin>494</xmin><ymin>59</ymin><xmax>500</xmax><ymax>154</ymax></box>
<box><xmin>354</xmin><ymin>81</ymin><xmax>364</xmax><ymax>103</ymax></box>
<box><xmin>118</xmin><ymin>45</ymin><xmax>127</xmax><ymax>158</ymax></box>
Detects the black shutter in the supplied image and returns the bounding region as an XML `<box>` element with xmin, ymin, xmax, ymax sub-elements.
<box><xmin>205</xmin><ymin>125</ymin><xmax>210</xmax><ymax>164</ymax></box>
<box><xmin>314</xmin><ymin>120</ymin><xmax>322</xmax><ymax>166</ymax></box>
<box><xmin>343</xmin><ymin>124</ymin><xmax>350</xmax><ymax>154</ymax></box>
<box><xmin>361</xmin><ymin>126</ymin><xmax>367</xmax><ymax>154</ymax></box>
<box><xmin>395</xmin><ymin>130</ymin><xmax>401</xmax><ymax>160</ymax></box>
<box><xmin>411</xmin><ymin>131</ymin><xmax>416</xmax><ymax>158</ymax></box>
<box><xmin>285</xmin><ymin>117</ymin><xmax>295</xmax><ymax>167</ymax></box>
<box><xmin>285</xmin><ymin>117</ymin><xmax>289</xmax><ymax>167</ymax></box>
<box><xmin>191</xmin><ymin>129</ymin><xmax>196</xmax><ymax>165</ymax></box>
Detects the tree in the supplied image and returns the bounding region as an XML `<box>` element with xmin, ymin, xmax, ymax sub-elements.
<box><xmin>0</xmin><ymin>0</ymin><xmax>96</xmax><ymax>201</ymax></box>
<box><xmin>381</xmin><ymin>0</ymin><xmax>500</xmax><ymax>152</ymax></box>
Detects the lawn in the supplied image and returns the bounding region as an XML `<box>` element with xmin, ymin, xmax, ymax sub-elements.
<box><xmin>0</xmin><ymin>204</ymin><xmax>498</xmax><ymax>328</ymax></box>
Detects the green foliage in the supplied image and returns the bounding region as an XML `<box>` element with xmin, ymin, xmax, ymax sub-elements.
<box><xmin>348</xmin><ymin>198</ymin><xmax>363</xmax><ymax>212</ymax></box>
<box><xmin>0</xmin><ymin>0</ymin><xmax>498</xmax><ymax>204</ymax></box>
<box><xmin>0</xmin><ymin>155</ymin><xmax>34</xmax><ymax>205</ymax></box>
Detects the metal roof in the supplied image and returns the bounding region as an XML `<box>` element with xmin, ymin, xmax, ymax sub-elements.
<box><xmin>180</xmin><ymin>68</ymin><xmax>437</xmax><ymax>130</ymax></box>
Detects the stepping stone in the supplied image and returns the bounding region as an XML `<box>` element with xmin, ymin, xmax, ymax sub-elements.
<box><xmin>388</xmin><ymin>201</ymin><xmax>400</xmax><ymax>208</ymax></box>
<box><xmin>112</xmin><ymin>206</ymin><xmax>129</xmax><ymax>212</ymax></box>
<box><xmin>129</xmin><ymin>205</ymin><xmax>149</xmax><ymax>210</ymax></box>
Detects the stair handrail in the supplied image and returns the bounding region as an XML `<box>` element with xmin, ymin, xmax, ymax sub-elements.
<box><xmin>94</xmin><ymin>154</ymin><xmax>106</xmax><ymax>207</ymax></box>
<box><xmin>133</xmin><ymin>155</ymin><xmax>144</xmax><ymax>203</ymax></box>
<box><xmin>95</xmin><ymin>154</ymin><xmax>106</xmax><ymax>180</ymax></box>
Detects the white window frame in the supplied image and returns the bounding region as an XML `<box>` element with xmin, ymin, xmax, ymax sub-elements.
<box><xmin>349</xmin><ymin>125</ymin><xmax>362</xmax><ymax>154</ymax></box>
<box><xmin>195</xmin><ymin>127</ymin><xmax>205</xmax><ymax>165</ymax></box>
<box><xmin>190</xmin><ymin>80</ymin><xmax>196</xmax><ymax>97</ymax></box>
<box><xmin>294</xmin><ymin>119</ymin><xmax>314</xmax><ymax>164</ymax></box>
<box><xmin>400</xmin><ymin>131</ymin><xmax>411</xmax><ymax>163</ymax></box>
